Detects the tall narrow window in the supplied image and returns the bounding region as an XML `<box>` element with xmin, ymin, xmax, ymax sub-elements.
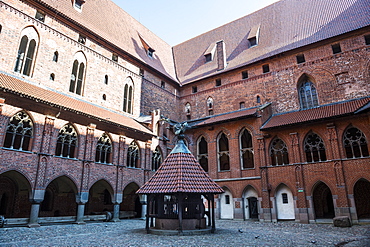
<box><xmin>152</xmin><ymin>146</ymin><xmax>162</xmax><ymax>171</ymax></box>
<box><xmin>343</xmin><ymin>127</ymin><xmax>369</xmax><ymax>158</ymax></box>
<box><xmin>95</xmin><ymin>133</ymin><xmax>112</xmax><ymax>164</ymax></box>
<box><xmin>15</xmin><ymin>27</ymin><xmax>39</xmax><ymax>76</ymax></box>
<box><xmin>55</xmin><ymin>124</ymin><xmax>78</xmax><ymax>158</ymax></box>
<box><xmin>104</xmin><ymin>75</ymin><xmax>108</xmax><ymax>85</ymax></box>
<box><xmin>185</xmin><ymin>103</ymin><xmax>191</xmax><ymax>120</ymax></box>
<box><xmin>218</xmin><ymin>133</ymin><xmax>230</xmax><ymax>171</ymax></box>
<box><xmin>127</xmin><ymin>141</ymin><xmax>139</xmax><ymax>168</ymax></box>
<box><xmin>298</xmin><ymin>77</ymin><xmax>319</xmax><ymax>109</ymax></box>
<box><xmin>197</xmin><ymin>137</ymin><xmax>208</xmax><ymax>172</ymax></box>
<box><xmin>270</xmin><ymin>138</ymin><xmax>289</xmax><ymax>166</ymax></box>
<box><xmin>69</xmin><ymin>52</ymin><xmax>86</xmax><ymax>95</ymax></box>
<box><xmin>304</xmin><ymin>132</ymin><xmax>327</xmax><ymax>163</ymax></box>
<box><xmin>4</xmin><ymin>111</ymin><xmax>33</xmax><ymax>151</ymax></box>
<box><xmin>123</xmin><ymin>77</ymin><xmax>134</xmax><ymax>114</ymax></box>
<box><xmin>53</xmin><ymin>51</ymin><xmax>59</xmax><ymax>62</ymax></box>
<box><xmin>240</xmin><ymin>129</ymin><xmax>254</xmax><ymax>169</ymax></box>
<box><xmin>207</xmin><ymin>97</ymin><xmax>214</xmax><ymax>116</ymax></box>
<box><xmin>282</xmin><ymin>193</ymin><xmax>288</xmax><ymax>204</ymax></box>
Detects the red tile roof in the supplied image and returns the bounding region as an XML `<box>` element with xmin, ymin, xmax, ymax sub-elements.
<box><xmin>192</xmin><ymin>107</ymin><xmax>257</xmax><ymax>127</ymax></box>
<box><xmin>173</xmin><ymin>0</ymin><xmax>370</xmax><ymax>84</ymax></box>
<box><xmin>36</xmin><ymin>0</ymin><xmax>177</xmax><ymax>81</ymax></box>
<box><xmin>0</xmin><ymin>72</ymin><xmax>153</xmax><ymax>137</ymax></box>
<box><xmin>137</xmin><ymin>149</ymin><xmax>224</xmax><ymax>194</ymax></box>
<box><xmin>261</xmin><ymin>97</ymin><xmax>370</xmax><ymax>130</ymax></box>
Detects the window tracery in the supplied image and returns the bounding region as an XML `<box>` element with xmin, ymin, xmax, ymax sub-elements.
<box><xmin>55</xmin><ymin>124</ymin><xmax>78</xmax><ymax>158</ymax></box>
<box><xmin>343</xmin><ymin>127</ymin><xmax>369</xmax><ymax>158</ymax></box>
<box><xmin>4</xmin><ymin>111</ymin><xmax>33</xmax><ymax>151</ymax></box>
<box><xmin>127</xmin><ymin>141</ymin><xmax>139</xmax><ymax>168</ymax></box>
<box><xmin>270</xmin><ymin>138</ymin><xmax>289</xmax><ymax>166</ymax></box>
<box><xmin>304</xmin><ymin>132</ymin><xmax>327</xmax><ymax>162</ymax></box>
<box><xmin>95</xmin><ymin>133</ymin><xmax>112</xmax><ymax>164</ymax></box>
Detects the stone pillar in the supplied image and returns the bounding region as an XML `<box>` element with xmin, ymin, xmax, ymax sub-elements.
<box><xmin>140</xmin><ymin>194</ymin><xmax>147</xmax><ymax>220</ymax></box>
<box><xmin>28</xmin><ymin>190</ymin><xmax>45</xmax><ymax>227</ymax></box>
<box><xmin>75</xmin><ymin>192</ymin><xmax>89</xmax><ymax>224</ymax></box>
<box><xmin>111</xmin><ymin>193</ymin><xmax>123</xmax><ymax>222</ymax></box>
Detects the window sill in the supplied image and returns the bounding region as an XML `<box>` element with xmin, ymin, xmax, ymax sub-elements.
<box><xmin>1</xmin><ymin>147</ymin><xmax>33</xmax><ymax>154</ymax></box>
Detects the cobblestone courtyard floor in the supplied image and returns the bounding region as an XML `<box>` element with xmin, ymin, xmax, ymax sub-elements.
<box><xmin>0</xmin><ymin>219</ymin><xmax>369</xmax><ymax>246</ymax></box>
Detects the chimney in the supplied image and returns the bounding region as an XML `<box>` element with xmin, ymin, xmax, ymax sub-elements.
<box><xmin>216</xmin><ymin>40</ymin><xmax>227</xmax><ymax>70</ymax></box>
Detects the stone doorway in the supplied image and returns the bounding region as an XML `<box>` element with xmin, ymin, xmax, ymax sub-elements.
<box><xmin>313</xmin><ymin>182</ymin><xmax>334</xmax><ymax>219</ymax></box>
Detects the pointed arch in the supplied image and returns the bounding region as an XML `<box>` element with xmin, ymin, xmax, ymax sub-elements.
<box><xmin>95</xmin><ymin>133</ymin><xmax>112</xmax><ymax>164</ymax></box>
<box><xmin>123</xmin><ymin>77</ymin><xmax>134</xmax><ymax>114</ymax></box>
<box><xmin>14</xmin><ymin>26</ymin><xmax>39</xmax><ymax>76</ymax></box>
<box><xmin>197</xmin><ymin>136</ymin><xmax>208</xmax><ymax>172</ymax></box>
<box><xmin>3</xmin><ymin>111</ymin><xmax>34</xmax><ymax>151</ymax></box>
<box><xmin>127</xmin><ymin>141</ymin><xmax>140</xmax><ymax>168</ymax></box>
<box><xmin>343</xmin><ymin>126</ymin><xmax>369</xmax><ymax>158</ymax></box>
<box><xmin>151</xmin><ymin>146</ymin><xmax>162</xmax><ymax>171</ymax></box>
<box><xmin>239</xmin><ymin>128</ymin><xmax>254</xmax><ymax>169</ymax></box>
<box><xmin>55</xmin><ymin>123</ymin><xmax>78</xmax><ymax>158</ymax></box>
<box><xmin>303</xmin><ymin>131</ymin><xmax>327</xmax><ymax>162</ymax></box>
<box><xmin>297</xmin><ymin>74</ymin><xmax>319</xmax><ymax>109</ymax></box>
<box><xmin>269</xmin><ymin>137</ymin><xmax>289</xmax><ymax>166</ymax></box>
<box><xmin>217</xmin><ymin>132</ymin><xmax>230</xmax><ymax>171</ymax></box>
<box><xmin>69</xmin><ymin>51</ymin><xmax>87</xmax><ymax>95</ymax></box>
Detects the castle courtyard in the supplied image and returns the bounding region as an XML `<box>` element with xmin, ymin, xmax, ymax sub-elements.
<box><xmin>0</xmin><ymin>220</ymin><xmax>369</xmax><ymax>246</ymax></box>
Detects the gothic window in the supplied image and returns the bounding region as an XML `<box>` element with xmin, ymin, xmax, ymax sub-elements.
<box><xmin>240</xmin><ymin>129</ymin><xmax>254</xmax><ymax>169</ymax></box>
<box><xmin>197</xmin><ymin>137</ymin><xmax>208</xmax><ymax>172</ymax></box>
<box><xmin>4</xmin><ymin>111</ymin><xmax>33</xmax><ymax>151</ymax></box>
<box><xmin>69</xmin><ymin>52</ymin><xmax>86</xmax><ymax>95</ymax></box>
<box><xmin>152</xmin><ymin>146</ymin><xmax>162</xmax><ymax>171</ymax></box>
<box><xmin>95</xmin><ymin>133</ymin><xmax>112</xmax><ymax>164</ymax></box>
<box><xmin>298</xmin><ymin>78</ymin><xmax>318</xmax><ymax>109</ymax></box>
<box><xmin>218</xmin><ymin>133</ymin><xmax>230</xmax><ymax>171</ymax></box>
<box><xmin>304</xmin><ymin>132</ymin><xmax>327</xmax><ymax>162</ymax></box>
<box><xmin>343</xmin><ymin>127</ymin><xmax>369</xmax><ymax>158</ymax></box>
<box><xmin>123</xmin><ymin>77</ymin><xmax>134</xmax><ymax>114</ymax></box>
<box><xmin>185</xmin><ymin>103</ymin><xmax>191</xmax><ymax>120</ymax></box>
<box><xmin>270</xmin><ymin>138</ymin><xmax>289</xmax><ymax>166</ymax></box>
<box><xmin>14</xmin><ymin>27</ymin><xmax>39</xmax><ymax>76</ymax></box>
<box><xmin>127</xmin><ymin>141</ymin><xmax>140</xmax><ymax>168</ymax></box>
<box><xmin>207</xmin><ymin>97</ymin><xmax>214</xmax><ymax>115</ymax></box>
<box><xmin>55</xmin><ymin>124</ymin><xmax>78</xmax><ymax>158</ymax></box>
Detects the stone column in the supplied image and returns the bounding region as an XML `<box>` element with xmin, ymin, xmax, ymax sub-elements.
<box><xmin>111</xmin><ymin>193</ymin><xmax>123</xmax><ymax>222</ymax></box>
<box><xmin>140</xmin><ymin>195</ymin><xmax>147</xmax><ymax>220</ymax></box>
<box><xmin>75</xmin><ymin>192</ymin><xmax>89</xmax><ymax>224</ymax></box>
<box><xmin>28</xmin><ymin>190</ymin><xmax>45</xmax><ymax>228</ymax></box>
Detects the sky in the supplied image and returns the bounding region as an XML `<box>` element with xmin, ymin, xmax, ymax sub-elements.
<box><xmin>114</xmin><ymin>0</ymin><xmax>280</xmax><ymax>46</ymax></box>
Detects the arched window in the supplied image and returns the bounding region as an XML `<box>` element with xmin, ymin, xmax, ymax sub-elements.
<box><xmin>14</xmin><ymin>27</ymin><xmax>39</xmax><ymax>76</ymax></box>
<box><xmin>298</xmin><ymin>77</ymin><xmax>318</xmax><ymax>109</ymax></box>
<box><xmin>95</xmin><ymin>133</ymin><xmax>112</xmax><ymax>164</ymax></box>
<box><xmin>197</xmin><ymin>136</ymin><xmax>208</xmax><ymax>172</ymax></box>
<box><xmin>104</xmin><ymin>75</ymin><xmax>108</xmax><ymax>85</ymax></box>
<box><xmin>53</xmin><ymin>51</ymin><xmax>59</xmax><ymax>62</ymax></box>
<box><xmin>343</xmin><ymin>127</ymin><xmax>369</xmax><ymax>158</ymax></box>
<box><xmin>4</xmin><ymin>111</ymin><xmax>33</xmax><ymax>151</ymax></box>
<box><xmin>55</xmin><ymin>124</ymin><xmax>78</xmax><ymax>158</ymax></box>
<box><xmin>240</xmin><ymin>129</ymin><xmax>254</xmax><ymax>169</ymax></box>
<box><xmin>123</xmin><ymin>77</ymin><xmax>134</xmax><ymax>114</ymax></box>
<box><xmin>207</xmin><ymin>97</ymin><xmax>214</xmax><ymax>115</ymax></box>
<box><xmin>127</xmin><ymin>141</ymin><xmax>139</xmax><ymax>168</ymax></box>
<box><xmin>270</xmin><ymin>138</ymin><xmax>289</xmax><ymax>166</ymax></box>
<box><xmin>151</xmin><ymin>146</ymin><xmax>162</xmax><ymax>171</ymax></box>
<box><xmin>69</xmin><ymin>60</ymin><xmax>85</xmax><ymax>95</ymax></box>
<box><xmin>218</xmin><ymin>133</ymin><xmax>230</xmax><ymax>171</ymax></box>
<box><xmin>185</xmin><ymin>103</ymin><xmax>191</xmax><ymax>120</ymax></box>
<box><xmin>304</xmin><ymin>132</ymin><xmax>327</xmax><ymax>162</ymax></box>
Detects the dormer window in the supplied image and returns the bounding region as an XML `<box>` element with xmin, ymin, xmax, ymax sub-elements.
<box><xmin>247</xmin><ymin>25</ymin><xmax>260</xmax><ymax>48</ymax></box>
<box><xmin>147</xmin><ymin>48</ymin><xmax>154</xmax><ymax>58</ymax></box>
<box><xmin>112</xmin><ymin>53</ymin><xmax>118</xmax><ymax>62</ymax></box>
<box><xmin>138</xmin><ymin>34</ymin><xmax>155</xmax><ymax>58</ymax></box>
<box><xmin>204</xmin><ymin>43</ymin><xmax>216</xmax><ymax>63</ymax></box>
<box><xmin>78</xmin><ymin>34</ymin><xmax>86</xmax><ymax>44</ymax></box>
<box><xmin>35</xmin><ymin>11</ymin><xmax>45</xmax><ymax>22</ymax></box>
<box><xmin>74</xmin><ymin>0</ymin><xmax>85</xmax><ymax>10</ymax></box>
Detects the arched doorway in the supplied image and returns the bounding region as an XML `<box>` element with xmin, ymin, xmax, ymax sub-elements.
<box><xmin>40</xmin><ymin>176</ymin><xmax>77</xmax><ymax>217</ymax></box>
<box><xmin>354</xmin><ymin>179</ymin><xmax>370</xmax><ymax>219</ymax></box>
<box><xmin>122</xmin><ymin>182</ymin><xmax>141</xmax><ymax>218</ymax></box>
<box><xmin>243</xmin><ymin>186</ymin><xmax>259</xmax><ymax>220</ymax></box>
<box><xmin>0</xmin><ymin>171</ymin><xmax>32</xmax><ymax>218</ymax></box>
<box><xmin>312</xmin><ymin>182</ymin><xmax>334</xmax><ymax>219</ymax></box>
<box><xmin>220</xmin><ymin>188</ymin><xmax>234</xmax><ymax>219</ymax></box>
<box><xmin>275</xmin><ymin>184</ymin><xmax>295</xmax><ymax>220</ymax></box>
<box><xmin>85</xmin><ymin>180</ymin><xmax>114</xmax><ymax>215</ymax></box>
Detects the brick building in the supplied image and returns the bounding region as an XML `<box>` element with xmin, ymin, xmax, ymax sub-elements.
<box><xmin>0</xmin><ymin>0</ymin><xmax>369</xmax><ymax>226</ymax></box>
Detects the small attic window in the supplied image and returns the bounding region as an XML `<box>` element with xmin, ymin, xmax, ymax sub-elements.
<box><xmin>147</xmin><ymin>48</ymin><xmax>155</xmax><ymax>58</ymax></box>
<box><xmin>112</xmin><ymin>53</ymin><xmax>118</xmax><ymax>62</ymax></box>
<box><xmin>74</xmin><ymin>0</ymin><xmax>85</xmax><ymax>10</ymax></box>
<box><xmin>296</xmin><ymin>54</ymin><xmax>305</xmax><ymax>64</ymax></box>
<box><xmin>247</xmin><ymin>25</ymin><xmax>260</xmax><ymax>48</ymax></box>
<box><xmin>78</xmin><ymin>34</ymin><xmax>86</xmax><ymax>44</ymax></box>
<box><xmin>204</xmin><ymin>43</ymin><xmax>216</xmax><ymax>63</ymax></box>
<box><xmin>331</xmin><ymin>43</ymin><xmax>342</xmax><ymax>54</ymax></box>
<box><xmin>138</xmin><ymin>34</ymin><xmax>155</xmax><ymax>58</ymax></box>
<box><xmin>35</xmin><ymin>11</ymin><xmax>45</xmax><ymax>22</ymax></box>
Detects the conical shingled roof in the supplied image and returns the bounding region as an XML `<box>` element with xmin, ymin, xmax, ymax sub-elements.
<box><xmin>137</xmin><ymin>139</ymin><xmax>224</xmax><ymax>194</ymax></box>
